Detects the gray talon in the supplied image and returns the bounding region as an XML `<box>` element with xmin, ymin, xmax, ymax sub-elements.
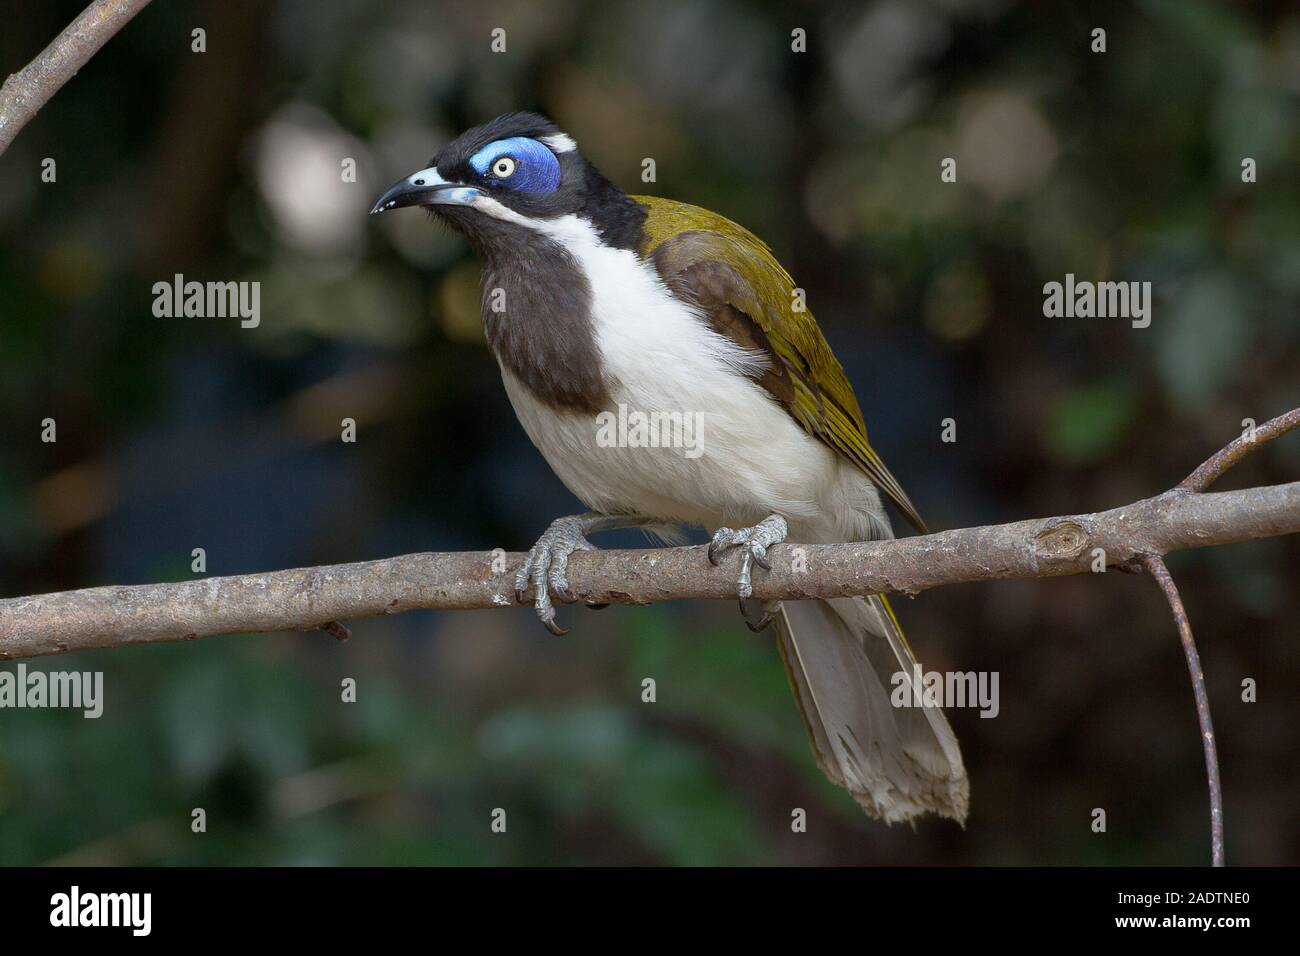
<box><xmin>708</xmin><ymin>515</ymin><xmax>787</xmax><ymax>603</ymax></box>
<box><xmin>743</xmin><ymin>601</ymin><xmax>781</xmax><ymax>633</ymax></box>
<box><xmin>516</xmin><ymin>515</ymin><xmax>598</xmax><ymax>635</ymax></box>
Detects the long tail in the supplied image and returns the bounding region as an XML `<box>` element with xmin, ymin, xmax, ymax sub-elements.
<box><xmin>775</xmin><ymin>595</ymin><xmax>969</xmax><ymax>823</ymax></box>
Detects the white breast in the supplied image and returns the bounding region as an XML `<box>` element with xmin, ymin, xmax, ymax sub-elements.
<box><xmin>496</xmin><ymin>214</ymin><xmax>886</xmax><ymax>543</ymax></box>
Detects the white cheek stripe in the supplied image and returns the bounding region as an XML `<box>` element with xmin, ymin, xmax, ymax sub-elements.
<box><xmin>466</xmin><ymin>198</ymin><xmax>601</xmax><ymax>254</ymax></box>
<box><xmin>468</xmin><ymin>194</ymin><xmax>541</xmax><ymax>226</ymax></box>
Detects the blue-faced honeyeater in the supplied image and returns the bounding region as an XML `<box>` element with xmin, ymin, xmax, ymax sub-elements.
<box><xmin>372</xmin><ymin>113</ymin><xmax>967</xmax><ymax>823</ymax></box>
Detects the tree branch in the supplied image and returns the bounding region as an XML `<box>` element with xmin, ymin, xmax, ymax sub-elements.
<box><xmin>0</xmin><ymin>0</ymin><xmax>154</xmax><ymax>156</ymax></box>
<box><xmin>1</xmin><ymin>478</ymin><xmax>1296</xmax><ymax>660</ymax></box>
<box><xmin>1134</xmin><ymin>407</ymin><xmax>1298</xmax><ymax>867</ymax></box>
<box><xmin>1180</xmin><ymin>408</ymin><xmax>1300</xmax><ymax>492</ymax></box>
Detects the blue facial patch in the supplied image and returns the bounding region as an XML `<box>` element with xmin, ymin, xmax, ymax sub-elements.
<box><xmin>468</xmin><ymin>137</ymin><xmax>561</xmax><ymax>193</ymax></box>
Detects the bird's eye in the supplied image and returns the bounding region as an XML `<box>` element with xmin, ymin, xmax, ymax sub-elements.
<box><xmin>491</xmin><ymin>157</ymin><xmax>517</xmax><ymax>179</ymax></box>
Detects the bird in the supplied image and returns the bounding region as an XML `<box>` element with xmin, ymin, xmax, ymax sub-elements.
<box><xmin>371</xmin><ymin>112</ymin><xmax>968</xmax><ymax>823</ymax></box>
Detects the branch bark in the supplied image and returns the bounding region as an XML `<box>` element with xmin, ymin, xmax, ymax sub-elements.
<box><xmin>0</xmin><ymin>0</ymin><xmax>153</xmax><ymax>156</ymax></box>
<box><xmin>1</xmin><ymin>480</ymin><xmax>1297</xmax><ymax>660</ymax></box>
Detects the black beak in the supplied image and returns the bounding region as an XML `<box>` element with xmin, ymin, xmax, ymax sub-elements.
<box><xmin>370</xmin><ymin>166</ymin><xmax>483</xmax><ymax>215</ymax></box>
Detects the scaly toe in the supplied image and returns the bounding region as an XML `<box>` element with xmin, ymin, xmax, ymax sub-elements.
<box><xmin>547</xmin><ymin>548</ymin><xmax>572</xmax><ymax>598</ymax></box>
<box><xmin>531</xmin><ymin>557</ymin><xmax>568</xmax><ymax>635</ymax></box>
<box><xmin>737</xmin><ymin>549</ymin><xmax>755</xmax><ymax>599</ymax></box>
<box><xmin>707</xmin><ymin>527</ymin><xmax>738</xmax><ymax>566</ymax></box>
<box><xmin>709</xmin><ymin>515</ymin><xmax>787</xmax><ymax>603</ymax></box>
<box><xmin>514</xmin><ymin>549</ymin><xmax>537</xmax><ymax>604</ymax></box>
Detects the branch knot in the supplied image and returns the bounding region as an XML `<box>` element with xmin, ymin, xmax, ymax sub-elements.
<box><xmin>1031</xmin><ymin>518</ymin><xmax>1090</xmax><ymax>564</ymax></box>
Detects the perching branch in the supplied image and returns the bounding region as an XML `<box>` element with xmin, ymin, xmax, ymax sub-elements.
<box><xmin>0</xmin><ymin>0</ymin><xmax>153</xmax><ymax>156</ymax></box>
<box><xmin>1</xmin><ymin>410</ymin><xmax>1298</xmax><ymax>661</ymax></box>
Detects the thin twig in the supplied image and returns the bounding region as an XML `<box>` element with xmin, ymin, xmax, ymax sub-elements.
<box><xmin>1180</xmin><ymin>408</ymin><xmax>1300</xmax><ymax>493</ymax></box>
<box><xmin>1164</xmin><ymin>409</ymin><xmax>1300</xmax><ymax>866</ymax></box>
<box><xmin>1140</xmin><ymin>554</ymin><xmax>1224</xmax><ymax>867</ymax></box>
<box><xmin>0</xmin><ymin>0</ymin><xmax>154</xmax><ymax>156</ymax></box>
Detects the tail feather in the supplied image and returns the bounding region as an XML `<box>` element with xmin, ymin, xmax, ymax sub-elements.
<box><xmin>775</xmin><ymin>595</ymin><xmax>968</xmax><ymax>823</ymax></box>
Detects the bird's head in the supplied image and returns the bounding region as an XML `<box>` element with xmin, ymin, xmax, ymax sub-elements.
<box><xmin>370</xmin><ymin>112</ymin><xmax>644</xmax><ymax>253</ymax></box>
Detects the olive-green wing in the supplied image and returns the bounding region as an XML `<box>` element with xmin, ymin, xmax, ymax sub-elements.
<box><xmin>635</xmin><ymin>195</ymin><xmax>926</xmax><ymax>533</ymax></box>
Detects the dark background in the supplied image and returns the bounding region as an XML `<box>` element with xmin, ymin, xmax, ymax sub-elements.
<box><xmin>0</xmin><ymin>0</ymin><xmax>1296</xmax><ymax>865</ymax></box>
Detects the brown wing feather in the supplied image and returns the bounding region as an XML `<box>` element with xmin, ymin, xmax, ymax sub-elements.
<box><xmin>636</xmin><ymin>196</ymin><xmax>927</xmax><ymax>533</ymax></box>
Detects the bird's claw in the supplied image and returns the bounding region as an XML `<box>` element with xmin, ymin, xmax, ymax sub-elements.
<box><xmin>742</xmin><ymin>601</ymin><xmax>781</xmax><ymax>633</ymax></box>
<box><xmin>514</xmin><ymin>516</ymin><xmax>597</xmax><ymax>635</ymax></box>
<box><xmin>707</xmin><ymin>514</ymin><xmax>787</xmax><ymax>600</ymax></box>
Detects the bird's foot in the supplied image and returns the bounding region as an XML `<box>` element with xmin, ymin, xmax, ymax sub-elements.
<box><xmin>514</xmin><ymin>514</ymin><xmax>599</xmax><ymax>636</ymax></box>
<box><xmin>707</xmin><ymin>514</ymin><xmax>788</xmax><ymax>601</ymax></box>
